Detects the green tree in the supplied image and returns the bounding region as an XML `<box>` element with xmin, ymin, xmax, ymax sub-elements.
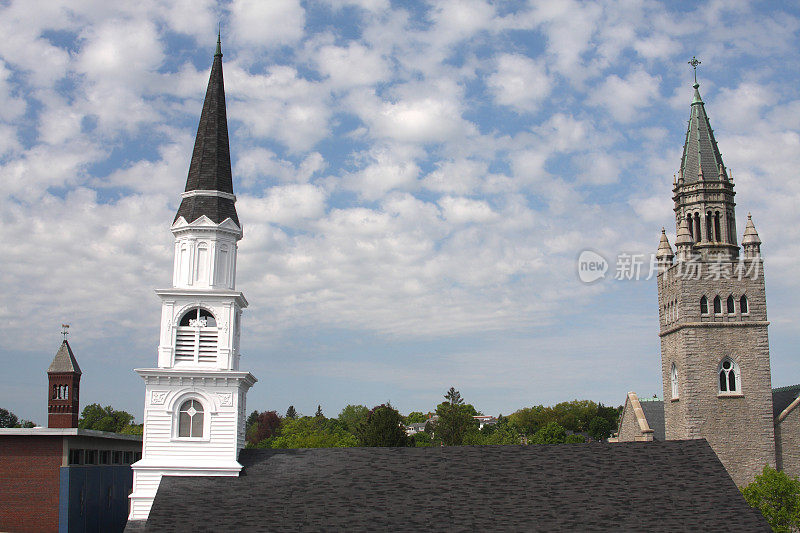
<box><xmin>404</xmin><ymin>411</ymin><xmax>427</xmax><ymax>424</ymax></box>
<box><xmin>588</xmin><ymin>416</ymin><xmax>613</xmax><ymax>441</ymax></box>
<box><xmin>0</xmin><ymin>408</ymin><xmax>19</xmax><ymax>428</ymax></box>
<box><xmin>434</xmin><ymin>398</ymin><xmax>477</xmax><ymax>446</ymax></box>
<box><xmin>409</xmin><ymin>431</ymin><xmax>433</xmax><ymax>447</ymax></box>
<box><xmin>359</xmin><ymin>404</ymin><xmax>407</xmax><ymax>447</ymax></box>
<box><xmin>741</xmin><ymin>465</ymin><xmax>800</xmax><ymax>532</ymax></box>
<box><xmin>530</xmin><ymin>422</ymin><xmax>568</xmax><ymax>444</ymax></box>
<box><xmin>79</xmin><ymin>404</ymin><xmax>135</xmax><ymax>433</ymax></box>
<box><xmin>444</xmin><ymin>387</ymin><xmax>464</xmax><ymax>405</ymax></box>
<box><xmin>246</xmin><ymin>410</ymin><xmax>260</xmax><ymax>428</ymax></box>
<box><xmin>285</xmin><ymin>405</ymin><xmax>298</xmax><ymax>419</ymax></box>
<box><xmin>119</xmin><ymin>424</ymin><xmax>143</xmax><ymax>435</ymax></box>
<box><xmin>260</xmin><ymin>416</ymin><xmax>358</xmax><ymax>449</ymax></box>
<box><xmin>338</xmin><ymin>405</ymin><xmax>370</xmax><ymax>435</ymax></box>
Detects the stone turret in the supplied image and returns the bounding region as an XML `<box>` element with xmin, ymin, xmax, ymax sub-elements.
<box><xmin>673</xmin><ymin>217</ymin><xmax>694</xmax><ymax>262</ymax></box>
<box><xmin>656</xmin><ymin>228</ymin><xmax>674</xmax><ymax>268</ymax></box>
<box><xmin>742</xmin><ymin>213</ymin><xmax>762</xmax><ymax>259</ymax></box>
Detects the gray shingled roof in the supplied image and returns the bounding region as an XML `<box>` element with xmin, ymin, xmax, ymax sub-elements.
<box><xmin>773</xmin><ymin>384</ymin><xmax>800</xmax><ymax>420</ymax></box>
<box><xmin>679</xmin><ymin>82</ymin><xmax>728</xmax><ymax>184</ymax></box>
<box><xmin>47</xmin><ymin>340</ymin><xmax>81</xmax><ymax>374</ymax></box>
<box><xmin>639</xmin><ymin>399</ymin><xmax>665</xmax><ymax>441</ymax></box>
<box><xmin>174</xmin><ymin>38</ymin><xmax>239</xmax><ymax>227</ymax></box>
<box><xmin>142</xmin><ymin>440</ymin><xmax>767</xmax><ymax>531</ymax></box>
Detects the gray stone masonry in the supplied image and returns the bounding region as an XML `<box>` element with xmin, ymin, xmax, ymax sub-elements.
<box><xmin>776</xmin><ymin>405</ymin><xmax>800</xmax><ymax>478</ymax></box>
<box><xmin>657</xmin><ymin>257</ymin><xmax>774</xmax><ymax>486</ymax></box>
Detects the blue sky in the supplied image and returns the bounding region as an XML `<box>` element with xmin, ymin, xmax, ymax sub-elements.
<box><xmin>2</xmin><ymin>0</ymin><xmax>800</xmax><ymax>423</ymax></box>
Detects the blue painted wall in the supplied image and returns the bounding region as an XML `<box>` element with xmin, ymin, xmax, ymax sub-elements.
<box><xmin>59</xmin><ymin>466</ymin><xmax>132</xmax><ymax>533</ymax></box>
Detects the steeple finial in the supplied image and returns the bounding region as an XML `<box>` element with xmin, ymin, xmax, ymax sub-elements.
<box><xmin>61</xmin><ymin>324</ymin><xmax>70</xmax><ymax>341</ymax></box>
<box><xmin>216</xmin><ymin>25</ymin><xmax>222</xmax><ymax>57</ymax></box>
<box><xmin>688</xmin><ymin>56</ymin><xmax>701</xmax><ymax>84</ymax></box>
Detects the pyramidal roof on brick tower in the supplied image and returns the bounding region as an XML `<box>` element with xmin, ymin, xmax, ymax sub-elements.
<box><xmin>47</xmin><ymin>340</ymin><xmax>81</xmax><ymax>374</ymax></box>
<box><xmin>174</xmin><ymin>33</ymin><xmax>240</xmax><ymax>227</ymax></box>
<box><xmin>678</xmin><ymin>79</ymin><xmax>728</xmax><ymax>184</ymax></box>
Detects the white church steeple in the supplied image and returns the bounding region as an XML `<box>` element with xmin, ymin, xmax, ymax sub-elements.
<box><xmin>128</xmin><ymin>35</ymin><xmax>257</xmax><ymax>521</ymax></box>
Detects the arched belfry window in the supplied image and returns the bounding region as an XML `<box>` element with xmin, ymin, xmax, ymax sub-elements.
<box><xmin>175</xmin><ymin>308</ymin><xmax>218</xmax><ymax>364</ymax></box>
<box><xmin>178</xmin><ymin>399</ymin><xmax>204</xmax><ymax>437</ymax></box>
<box><xmin>740</xmin><ymin>295</ymin><xmax>749</xmax><ymax>314</ymax></box>
<box><xmin>713</xmin><ymin>296</ymin><xmax>721</xmax><ymax>314</ymax></box>
<box><xmin>671</xmin><ymin>363</ymin><xmax>679</xmax><ymax>399</ymax></box>
<box><xmin>726</xmin><ymin>295</ymin><xmax>735</xmax><ymax>314</ymax></box>
<box><xmin>700</xmin><ymin>296</ymin><xmax>708</xmax><ymax>315</ymax></box>
<box><xmin>718</xmin><ymin>358</ymin><xmax>741</xmax><ymax>394</ymax></box>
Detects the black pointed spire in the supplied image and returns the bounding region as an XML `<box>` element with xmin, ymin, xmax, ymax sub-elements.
<box><xmin>174</xmin><ymin>36</ymin><xmax>239</xmax><ymax>227</ymax></box>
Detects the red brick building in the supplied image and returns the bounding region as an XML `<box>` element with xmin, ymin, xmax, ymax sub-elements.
<box><xmin>0</xmin><ymin>340</ymin><xmax>141</xmax><ymax>532</ymax></box>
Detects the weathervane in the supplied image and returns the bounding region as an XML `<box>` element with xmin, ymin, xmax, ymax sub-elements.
<box><xmin>61</xmin><ymin>324</ymin><xmax>70</xmax><ymax>341</ymax></box>
<box><xmin>688</xmin><ymin>56</ymin><xmax>701</xmax><ymax>84</ymax></box>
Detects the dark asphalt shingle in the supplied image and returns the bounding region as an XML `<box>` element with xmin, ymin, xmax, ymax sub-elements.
<box><xmin>174</xmin><ymin>46</ymin><xmax>239</xmax><ymax>227</ymax></box>
<box><xmin>143</xmin><ymin>439</ymin><xmax>767</xmax><ymax>532</ymax></box>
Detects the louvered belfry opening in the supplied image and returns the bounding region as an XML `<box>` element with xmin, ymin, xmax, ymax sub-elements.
<box><xmin>175</xmin><ymin>308</ymin><xmax>218</xmax><ymax>364</ymax></box>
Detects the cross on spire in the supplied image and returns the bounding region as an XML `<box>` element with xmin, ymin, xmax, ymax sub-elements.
<box><xmin>61</xmin><ymin>324</ymin><xmax>70</xmax><ymax>341</ymax></box>
<box><xmin>688</xmin><ymin>56</ymin><xmax>701</xmax><ymax>84</ymax></box>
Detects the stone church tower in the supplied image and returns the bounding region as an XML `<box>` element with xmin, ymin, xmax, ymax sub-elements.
<box><xmin>128</xmin><ymin>37</ymin><xmax>257</xmax><ymax>520</ymax></box>
<box><xmin>656</xmin><ymin>69</ymin><xmax>773</xmax><ymax>486</ymax></box>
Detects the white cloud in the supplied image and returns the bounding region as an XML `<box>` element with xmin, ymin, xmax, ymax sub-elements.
<box><xmin>240</xmin><ymin>184</ymin><xmax>327</xmax><ymax>227</ymax></box>
<box><xmin>589</xmin><ymin>69</ymin><xmax>661</xmax><ymax>121</ymax></box>
<box><xmin>342</xmin><ymin>149</ymin><xmax>420</xmax><ymax>200</ymax></box>
<box><xmin>230</xmin><ymin>0</ymin><xmax>305</xmax><ymax>48</ymax></box>
<box><xmin>487</xmin><ymin>53</ymin><xmax>550</xmax><ymax>113</ymax></box>
<box><xmin>315</xmin><ymin>42</ymin><xmax>389</xmax><ymax>89</ymax></box>
<box><xmin>438</xmin><ymin>196</ymin><xmax>497</xmax><ymax>224</ymax></box>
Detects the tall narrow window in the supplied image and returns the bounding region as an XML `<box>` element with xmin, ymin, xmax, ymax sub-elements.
<box><xmin>706</xmin><ymin>212</ymin><xmax>713</xmax><ymax>241</ymax></box>
<box><xmin>671</xmin><ymin>363</ymin><xmax>679</xmax><ymax>399</ymax></box>
<box><xmin>216</xmin><ymin>246</ymin><xmax>228</xmax><ymax>285</ymax></box>
<box><xmin>175</xmin><ymin>308</ymin><xmax>218</xmax><ymax>364</ymax></box>
<box><xmin>713</xmin><ymin>296</ymin><xmax>721</xmax><ymax>314</ymax></box>
<box><xmin>740</xmin><ymin>295</ymin><xmax>749</xmax><ymax>314</ymax></box>
<box><xmin>700</xmin><ymin>296</ymin><xmax>708</xmax><ymax>315</ymax></box>
<box><xmin>178</xmin><ymin>399</ymin><xmax>204</xmax><ymax>437</ymax></box>
<box><xmin>718</xmin><ymin>358</ymin><xmax>741</xmax><ymax>394</ymax></box>
<box><xmin>726</xmin><ymin>295</ymin><xmax>735</xmax><ymax>314</ymax></box>
<box><xmin>196</xmin><ymin>243</ymin><xmax>208</xmax><ymax>283</ymax></box>
<box><xmin>694</xmin><ymin>213</ymin><xmax>701</xmax><ymax>242</ymax></box>
<box><xmin>687</xmin><ymin>214</ymin><xmax>694</xmax><ymax>239</ymax></box>
<box><xmin>714</xmin><ymin>212</ymin><xmax>721</xmax><ymax>241</ymax></box>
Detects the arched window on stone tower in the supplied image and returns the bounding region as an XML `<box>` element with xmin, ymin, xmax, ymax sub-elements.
<box><xmin>713</xmin><ymin>296</ymin><xmax>721</xmax><ymax>314</ymax></box>
<box><xmin>700</xmin><ymin>296</ymin><xmax>708</xmax><ymax>315</ymax></box>
<box><xmin>740</xmin><ymin>295</ymin><xmax>749</xmax><ymax>314</ymax></box>
<box><xmin>706</xmin><ymin>212</ymin><xmax>713</xmax><ymax>241</ymax></box>
<box><xmin>726</xmin><ymin>295</ymin><xmax>735</xmax><ymax>314</ymax></box>
<box><xmin>714</xmin><ymin>212</ymin><xmax>721</xmax><ymax>241</ymax></box>
<box><xmin>687</xmin><ymin>213</ymin><xmax>694</xmax><ymax>239</ymax></box>
<box><xmin>718</xmin><ymin>358</ymin><xmax>741</xmax><ymax>394</ymax></box>
<box><xmin>671</xmin><ymin>363</ymin><xmax>679</xmax><ymax>399</ymax></box>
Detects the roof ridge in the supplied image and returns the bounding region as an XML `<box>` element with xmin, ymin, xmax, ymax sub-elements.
<box><xmin>773</xmin><ymin>384</ymin><xmax>800</xmax><ymax>393</ymax></box>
